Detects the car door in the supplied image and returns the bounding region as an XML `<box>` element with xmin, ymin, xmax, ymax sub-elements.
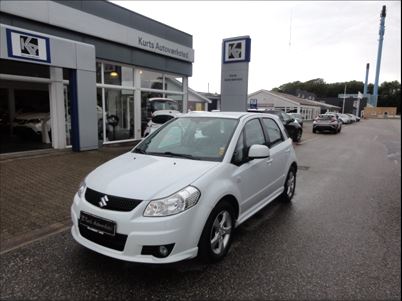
<box><xmin>230</xmin><ymin>118</ymin><xmax>274</xmax><ymax>215</ymax></box>
<box><xmin>261</xmin><ymin>117</ymin><xmax>290</xmax><ymax>193</ymax></box>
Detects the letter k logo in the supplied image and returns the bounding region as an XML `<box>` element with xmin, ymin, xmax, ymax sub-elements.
<box><xmin>228</xmin><ymin>42</ymin><xmax>242</xmax><ymax>59</ymax></box>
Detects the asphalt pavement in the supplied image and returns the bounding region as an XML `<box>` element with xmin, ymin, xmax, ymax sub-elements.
<box><xmin>0</xmin><ymin>119</ymin><xmax>400</xmax><ymax>300</ymax></box>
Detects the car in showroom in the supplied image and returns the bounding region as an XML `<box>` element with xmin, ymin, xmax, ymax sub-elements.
<box><xmin>288</xmin><ymin>113</ymin><xmax>304</xmax><ymax>128</ymax></box>
<box><xmin>143</xmin><ymin>110</ymin><xmax>181</xmax><ymax>137</ymax></box>
<box><xmin>248</xmin><ymin>109</ymin><xmax>303</xmax><ymax>142</ymax></box>
<box><xmin>12</xmin><ymin>111</ymin><xmax>51</xmax><ymax>142</ymax></box>
<box><xmin>313</xmin><ymin>113</ymin><xmax>342</xmax><ymax>134</ymax></box>
<box><xmin>71</xmin><ymin>111</ymin><xmax>298</xmax><ymax>264</ymax></box>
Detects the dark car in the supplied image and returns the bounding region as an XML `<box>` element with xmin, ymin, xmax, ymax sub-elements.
<box><xmin>248</xmin><ymin>109</ymin><xmax>303</xmax><ymax>142</ymax></box>
<box><xmin>312</xmin><ymin>113</ymin><xmax>342</xmax><ymax>134</ymax></box>
<box><xmin>288</xmin><ymin>113</ymin><xmax>303</xmax><ymax>128</ymax></box>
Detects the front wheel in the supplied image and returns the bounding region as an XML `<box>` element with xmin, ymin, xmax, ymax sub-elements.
<box><xmin>281</xmin><ymin>167</ymin><xmax>296</xmax><ymax>202</ymax></box>
<box><xmin>295</xmin><ymin>129</ymin><xmax>302</xmax><ymax>142</ymax></box>
<box><xmin>198</xmin><ymin>201</ymin><xmax>235</xmax><ymax>263</ymax></box>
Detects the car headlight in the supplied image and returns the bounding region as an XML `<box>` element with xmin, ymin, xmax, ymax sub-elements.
<box><xmin>144</xmin><ymin>186</ymin><xmax>201</xmax><ymax>217</ymax></box>
<box><xmin>77</xmin><ymin>181</ymin><xmax>86</xmax><ymax>199</ymax></box>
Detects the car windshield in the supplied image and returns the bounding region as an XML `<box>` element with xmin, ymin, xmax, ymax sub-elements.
<box><xmin>133</xmin><ymin>117</ymin><xmax>238</xmax><ymax>161</ymax></box>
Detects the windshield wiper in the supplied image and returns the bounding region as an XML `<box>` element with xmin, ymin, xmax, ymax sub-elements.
<box><xmin>133</xmin><ymin>148</ymin><xmax>147</xmax><ymax>154</ymax></box>
<box><xmin>159</xmin><ymin>152</ymin><xmax>196</xmax><ymax>160</ymax></box>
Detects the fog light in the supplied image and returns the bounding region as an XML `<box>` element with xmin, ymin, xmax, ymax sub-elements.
<box><xmin>141</xmin><ymin>243</ymin><xmax>175</xmax><ymax>258</ymax></box>
<box><xmin>159</xmin><ymin>246</ymin><xmax>169</xmax><ymax>257</ymax></box>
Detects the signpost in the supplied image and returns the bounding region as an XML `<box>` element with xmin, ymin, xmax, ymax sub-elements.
<box><xmin>220</xmin><ymin>36</ymin><xmax>251</xmax><ymax>112</ymax></box>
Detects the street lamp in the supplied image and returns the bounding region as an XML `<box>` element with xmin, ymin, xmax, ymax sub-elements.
<box><xmin>342</xmin><ymin>84</ymin><xmax>347</xmax><ymax>114</ymax></box>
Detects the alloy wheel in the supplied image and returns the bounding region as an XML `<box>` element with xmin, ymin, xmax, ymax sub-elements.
<box><xmin>210</xmin><ymin>210</ymin><xmax>233</xmax><ymax>255</ymax></box>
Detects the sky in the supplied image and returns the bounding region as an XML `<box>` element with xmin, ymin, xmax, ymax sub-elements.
<box><xmin>113</xmin><ymin>1</ymin><xmax>401</xmax><ymax>94</ymax></box>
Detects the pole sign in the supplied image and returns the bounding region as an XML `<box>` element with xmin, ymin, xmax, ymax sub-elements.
<box><xmin>220</xmin><ymin>36</ymin><xmax>251</xmax><ymax>112</ymax></box>
<box><xmin>6</xmin><ymin>28</ymin><xmax>51</xmax><ymax>63</ymax></box>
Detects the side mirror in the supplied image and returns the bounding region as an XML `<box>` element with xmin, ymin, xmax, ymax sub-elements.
<box><xmin>248</xmin><ymin>144</ymin><xmax>270</xmax><ymax>159</ymax></box>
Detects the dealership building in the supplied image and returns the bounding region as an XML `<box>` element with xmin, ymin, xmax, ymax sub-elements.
<box><xmin>0</xmin><ymin>0</ymin><xmax>196</xmax><ymax>153</ymax></box>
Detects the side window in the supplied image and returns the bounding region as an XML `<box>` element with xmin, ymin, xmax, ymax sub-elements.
<box><xmin>262</xmin><ymin>118</ymin><xmax>284</xmax><ymax>147</ymax></box>
<box><xmin>231</xmin><ymin>119</ymin><xmax>265</xmax><ymax>166</ymax></box>
<box><xmin>231</xmin><ymin>132</ymin><xmax>244</xmax><ymax>165</ymax></box>
<box><xmin>281</xmin><ymin>112</ymin><xmax>290</xmax><ymax>122</ymax></box>
<box><xmin>244</xmin><ymin>119</ymin><xmax>266</xmax><ymax>149</ymax></box>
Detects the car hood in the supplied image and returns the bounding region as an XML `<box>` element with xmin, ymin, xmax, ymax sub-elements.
<box><xmin>85</xmin><ymin>152</ymin><xmax>219</xmax><ymax>201</ymax></box>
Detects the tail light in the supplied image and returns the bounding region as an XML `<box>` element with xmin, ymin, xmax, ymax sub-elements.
<box><xmin>331</xmin><ymin>117</ymin><xmax>337</xmax><ymax>122</ymax></box>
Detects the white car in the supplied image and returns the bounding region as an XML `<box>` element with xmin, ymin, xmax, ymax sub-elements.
<box><xmin>71</xmin><ymin>112</ymin><xmax>298</xmax><ymax>264</ymax></box>
<box><xmin>12</xmin><ymin>112</ymin><xmax>51</xmax><ymax>143</ymax></box>
<box><xmin>143</xmin><ymin>110</ymin><xmax>181</xmax><ymax>137</ymax></box>
<box><xmin>337</xmin><ymin>113</ymin><xmax>352</xmax><ymax>124</ymax></box>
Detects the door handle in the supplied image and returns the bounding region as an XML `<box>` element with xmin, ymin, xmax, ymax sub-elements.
<box><xmin>266</xmin><ymin>158</ymin><xmax>273</xmax><ymax>165</ymax></box>
<box><xmin>285</xmin><ymin>148</ymin><xmax>291</xmax><ymax>153</ymax></box>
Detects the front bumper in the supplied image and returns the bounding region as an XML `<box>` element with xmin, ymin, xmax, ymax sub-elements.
<box><xmin>71</xmin><ymin>193</ymin><xmax>200</xmax><ymax>263</ymax></box>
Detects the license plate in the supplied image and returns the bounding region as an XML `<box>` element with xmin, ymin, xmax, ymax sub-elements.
<box><xmin>79</xmin><ymin>211</ymin><xmax>116</xmax><ymax>236</ymax></box>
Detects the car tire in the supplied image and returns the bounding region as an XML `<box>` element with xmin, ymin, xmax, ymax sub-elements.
<box><xmin>312</xmin><ymin>128</ymin><xmax>317</xmax><ymax>133</ymax></box>
<box><xmin>294</xmin><ymin>129</ymin><xmax>302</xmax><ymax>142</ymax></box>
<box><xmin>198</xmin><ymin>200</ymin><xmax>235</xmax><ymax>263</ymax></box>
<box><xmin>281</xmin><ymin>167</ymin><xmax>296</xmax><ymax>202</ymax></box>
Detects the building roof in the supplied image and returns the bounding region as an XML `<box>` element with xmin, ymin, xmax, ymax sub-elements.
<box><xmin>249</xmin><ymin>89</ymin><xmax>341</xmax><ymax>109</ymax></box>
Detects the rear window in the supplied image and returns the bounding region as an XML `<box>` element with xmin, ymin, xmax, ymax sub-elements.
<box><xmin>152</xmin><ymin>115</ymin><xmax>174</xmax><ymax>124</ymax></box>
<box><xmin>318</xmin><ymin>115</ymin><xmax>335</xmax><ymax>120</ymax></box>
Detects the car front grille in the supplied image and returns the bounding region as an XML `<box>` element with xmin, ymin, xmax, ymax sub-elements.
<box><xmin>78</xmin><ymin>224</ymin><xmax>127</xmax><ymax>251</ymax></box>
<box><xmin>84</xmin><ymin>188</ymin><xmax>142</xmax><ymax>212</ymax></box>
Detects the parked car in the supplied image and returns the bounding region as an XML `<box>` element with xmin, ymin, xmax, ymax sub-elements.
<box><xmin>249</xmin><ymin>109</ymin><xmax>303</xmax><ymax>142</ymax></box>
<box><xmin>337</xmin><ymin>113</ymin><xmax>352</xmax><ymax>124</ymax></box>
<box><xmin>288</xmin><ymin>113</ymin><xmax>303</xmax><ymax>128</ymax></box>
<box><xmin>142</xmin><ymin>98</ymin><xmax>179</xmax><ymax>135</ymax></box>
<box><xmin>313</xmin><ymin>113</ymin><xmax>342</xmax><ymax>134</ymax></box>
<box><xmin>346</xmin><ymin>113</ymin><xmax>358</xmax><ymax>122</ymax></box>
<box><xmin>71</xmin><ymin>111</ymin><xmax>298</xmax><ymax>264</ymax></box>
<box><xmin>143</xmin><ymin>110</ymin><xmax>181</xmax><ymax>136</ymax></box>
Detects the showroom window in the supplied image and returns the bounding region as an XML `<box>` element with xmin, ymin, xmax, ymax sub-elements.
<box><xmin>97</xmin><ymin>61</ymin><xmax>185</xmax><ymax>142</ymax></box>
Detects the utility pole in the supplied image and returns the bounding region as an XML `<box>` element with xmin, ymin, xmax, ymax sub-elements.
<box><xmin>363</xmin><ymin>63</ymin><xmax>370</xmax><ymax>97</ymax></box>
<box><xmin>373</xmin><ymin>5</ymin><xmax>386</xmax><ymax>107</ymax></box>
<box><xmin>342</xmin><ymin>84</ymin><xmax>347</xmax><ymax>113</ymax></box>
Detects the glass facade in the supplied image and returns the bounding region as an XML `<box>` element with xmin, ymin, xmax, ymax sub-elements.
<box><xmin>97</xmin><ymin>61</ymin><xmax>186</xmax><ymax>142</ymax></box>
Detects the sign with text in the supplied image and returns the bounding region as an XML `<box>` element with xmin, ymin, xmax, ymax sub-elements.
<box><xmin>6</xmin><ymin>29</ymin><xmax>51</xmax><ymax>63</ymax></box>
<box><xmin>220</xmin><ymin>36</ymin><xmax>251</xmax><ymax>112</ymax></box>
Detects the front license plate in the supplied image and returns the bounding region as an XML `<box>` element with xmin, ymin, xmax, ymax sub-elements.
<box><xmin>79</xmin><ymin>211</ymin><xmax>116</xmax><ymax>236</ymax></box>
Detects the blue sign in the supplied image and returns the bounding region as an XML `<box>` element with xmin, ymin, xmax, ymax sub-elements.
<box><xmin>6</xmin><ymin>28</ymin><xmax>51</xmax><ymax>63</ymax></box>
<box><xmin>250</xmin><ymin>98</ymin><xmax>258</xmax><ymax>109</ymax></box>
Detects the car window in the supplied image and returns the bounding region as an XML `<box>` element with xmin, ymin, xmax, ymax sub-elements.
<box><xmin>281</xmin><ymin>112</ymin><xmax>291</xmax><ymax>122</ymax></box>
<box><xmin>152</xmin><ymin>115</ymin><xmax>174</xmax><ymax>124</ymax></box>
<box><xmin>231</xmin><ymin>132</ymin><xmax>245</xmax><ymax>165</ymax></box>
<box><xmin>244</xmin><ymin>119</ymin><xmax>266</xmax><ymax>149</ymax></box>
<box><xmin>136</xmin><ymin>117</ymin><xmax>238</xmax><ymax>162</ymax></box>
<box><xmin>262</xmin><ymin>118</ymin><xmax>284</xmax><ymax>147</ymax></box>
<box><xmin>231</xmin><ymin>119</ymin><xmax>265</xmax><ymax>166</ymax></box>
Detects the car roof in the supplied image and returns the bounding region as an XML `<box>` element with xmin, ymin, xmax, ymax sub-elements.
<box><xmin>185</xmin><ymin>111</ymin><xmax>280</xmax><ymax>120</ymax></box>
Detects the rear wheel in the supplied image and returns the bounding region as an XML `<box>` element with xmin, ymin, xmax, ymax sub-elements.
<box><xmin>198</xmin><ymin>201</ymin><xmax>235</xmax><ymax>263</ymax></box>
<box><xmin>312</xmin><ymin>128</ymin><xmax>317</xmax><ymax>133</ymax></box>
<box><xmin>281</xmin><ymin>167</ymin><xmax>296</xmax><ymax>202</ymax></box>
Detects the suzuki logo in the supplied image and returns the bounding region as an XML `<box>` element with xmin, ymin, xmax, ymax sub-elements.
<box><xmin>20</xmin><ymin>36</ymin><xmax>39</xmax><ymax>56</ymax></box>
<box><xmin>99</xmin><ymin>195</ymin><xmax>109</xmax><ymax>207</ymax></box>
